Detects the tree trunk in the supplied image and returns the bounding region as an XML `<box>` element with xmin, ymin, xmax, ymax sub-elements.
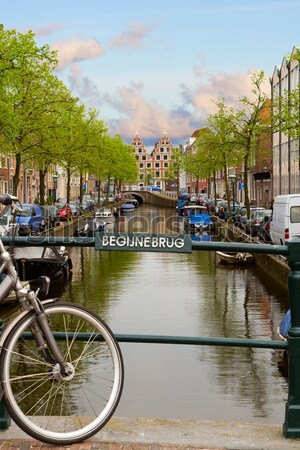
<box><xmin>67</xmin><ymin>168</ymin><xmax>71</xmax><ymax>203</ymax></box>
<box><xmin>97</xmin><ymin>179</ymin><xmax>101</xmax><ymax>204</ymax></box>
<box><xmin>224</xmin><ymin>166</ymin><xmax>232</xmax><ymax>219</ymax></box>
<box><xmin>79</xmin><ymin>173</ymin><xmax>83</xmax><ymax>203</ymax></box>
<box><xmin>39</xmin><ymin>169</ymin><xmax>46</xmax><ymax>205</ymax></box>
<box><xmin>243</xmin><ymin>156</ymin><xmax>250</xmax><ymax>217</ymax></box>
<box><xmin>195</xmin><ymin>177</ymin><xmax>199</xmax><ymax>195</ymax></box>
<box><xmin>13</xmin><ymin>154</ymin><xmax>21</xmax><ymax>196</ymax></box>
<box><xmin>213</xmin><ymin>170</ymin><xmax>217</xmax><ymax>202</ymax></box>
<box><xmin>106</xmin><ymin>175</ymin><xmax>111</xmax><ymax>201</ymax></box>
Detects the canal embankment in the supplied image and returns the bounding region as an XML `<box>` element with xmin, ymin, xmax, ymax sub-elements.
<box><xmin>219</xmin><ymin>223</ymin><xmax>290</xmax><ymax>292</ymax></box>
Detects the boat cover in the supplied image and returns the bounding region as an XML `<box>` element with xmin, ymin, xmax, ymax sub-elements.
<box><xmin>279</xmin><ymin>309</ymin><xmax>291</xmax><ymax>339</ymax></box>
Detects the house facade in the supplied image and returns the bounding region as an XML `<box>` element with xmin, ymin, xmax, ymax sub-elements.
<box><xmin>271</xmin><ymin>45</ymin><xmax>300</xmax><ymax>197</ymax></box>
<box><xmin>131</xmin><ymin>132</ymin><xmax>174</xmax><ymax>190</ymax></box>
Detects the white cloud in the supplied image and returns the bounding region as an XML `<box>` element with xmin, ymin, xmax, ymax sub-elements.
<box><xmin>68</xmin><ymin>65</ymin><xmax>102</xmax><ymax>106</ymax></box>
<box><xmin>32</xmin><ymin>23</ymin><xmax>63</xmax><ymax>37</ymax></box>
<box><xmin>52</xmin><ymin>36</ymin><xmax>104</xmax><ymax>70</ymax></box>
<box><xmin>104</xmin><ymin>82</ymin><xmax>197</xmax><ymax>141</ymax></box>
<box><xmin>182</xmin><ymin>69</ymin><xmax>271</xmax><ymax>116</ymax></box>
<box><xmin>108</xmin><ymin>21</ymin><xmax>154</xmax><ymax>49</ymax></box>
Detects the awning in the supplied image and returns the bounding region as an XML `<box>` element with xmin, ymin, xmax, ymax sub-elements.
<box><xmin>253</xmin><ymin>171</ymin><xmax>271</xmax><ymax>181</ymax></box>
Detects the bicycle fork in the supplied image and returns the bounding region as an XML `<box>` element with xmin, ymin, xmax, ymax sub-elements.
<box><xmin>29</xmin><ymin>296</ymin><xmax>74</xmax><ymax>379</ymax></box>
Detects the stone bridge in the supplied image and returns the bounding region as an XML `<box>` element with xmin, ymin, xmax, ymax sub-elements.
<box><xmin>121</xmin><ymin>190</ymin><xmax>177</xmax><ymax>208</ymax></box>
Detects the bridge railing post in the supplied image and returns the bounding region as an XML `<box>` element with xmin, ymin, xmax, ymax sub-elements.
<box><xmin>283</xmin><ymin>237</ymin><xmax>300</xmax><ymax>437</ymax></box>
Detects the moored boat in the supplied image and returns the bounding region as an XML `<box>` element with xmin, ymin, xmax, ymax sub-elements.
<box><xmin>95</xmin><ymin>207</ymin><xmax>115</xmax><ymax>223</ymax></box>
<box><xmin>123</xmin><ymin>198</ymin><xmax>139</xmax><ymax>208</ymax></box>
<box><xmin>120</xmin><ymin>202</ymin><xmax>135</xmax><ymax>213</ymax></box>
<box><xmin>216</xmin><ymin>251</ymin><xmax>254</xmax><ymax>264</ymax></box>
<box><xmin>73</xmin><ymin>218</ymin><xmax>106</xmax><ymax>237</ymax></box>
<box><xmin>13</xmin><ymin>246</ymin><xmax>72</xmax><ymax>281</ymax></box>
<box><xmin>277</xmin><ymin>309</ymin><xmax>290</xmax><ymax>377</ymax></box>
<box><xmin>180</xmin><ymin>205</ymin><xmax>213</xmax><ymax>231</ymax></box>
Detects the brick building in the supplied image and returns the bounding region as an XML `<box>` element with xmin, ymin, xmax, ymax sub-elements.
<box><xmin>131</xmin><ymin>132</ymin><xmax>174</xmax><ymax>190</ymax></box>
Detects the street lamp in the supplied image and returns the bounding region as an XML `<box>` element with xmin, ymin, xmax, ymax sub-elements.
<box><xmin>52</xmin><ymin>172</ymin><xmax>58</xmax><ymax>204</ymax></box>
<box><xmin>228</xmin><ymin>173</ymin><xmax>237</xmax><ymax>215</ymax></box>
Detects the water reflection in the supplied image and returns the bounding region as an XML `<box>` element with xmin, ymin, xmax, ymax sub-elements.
<box><xmin>61</xmin><ymin>205</ymin><xmax>288</xmax><ymax>424</ymax></box>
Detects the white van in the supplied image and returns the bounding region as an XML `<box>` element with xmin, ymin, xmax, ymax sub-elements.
<box><xmin>270</xmin><ymin>194</ymin><xmax>300</xmax><ymax>245</ymax></box>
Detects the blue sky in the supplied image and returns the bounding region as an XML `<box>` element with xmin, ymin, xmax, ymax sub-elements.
<box><xmin>2</xmin><ymin>0</ymin><xmax>300</xmax><ymax>149</ymax></box>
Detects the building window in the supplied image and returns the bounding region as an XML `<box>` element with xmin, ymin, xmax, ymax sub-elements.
<box><xmin>164</xmin><ymin>162</ymin><xmax>168</xmax><ymax>168</ymax></box>
<box><xmin>142</xmin><ymin>155</ymin><xmax>146</xmax><ymax>160</ymax></box>
<box><xmin>164</xmin><ymin>155</ymin><xmax>168</xmax><ymax>160</ymax></box>
<box><xmin>160</xmin><ymin>148</ymin><xmax>164</xmax><ymax>152</ymax></box>
<box><xmin>139</xmin><ymin>163</ymin><xmax>144</xmax><ymax>168</ymax></box>
<box><xmin>135</xmin><ymin>155</ymin><xmax>139</xmax><ymax>160</ymax></box>
<box><xmin>156</xmin><ymin>155</ymin><xmax>160</xmax><ymax>160</ymax></box>
<box><xmin>139</xmin><ymin>174</ymin><xmax>143</xmax><ymax>180</ymax></box>
<box><xmin>156</xmin><ymin>171</ymin><xmax>160</xmax><ymax>177</ymax></box>
<box><xmin>167</xmin><ymin>147</ymin><xmax>170</xmax><ymax>152</ymax></box>
<box><xmin>138</xmin><ymin>148</ymin><xmax>142</xmax><ymax>153</ymax></box>
<box><xmin>147</xmin><ymin>163</ymin><xmax>151</xmax><ymax>168</ymax></box>
<box><xmin>155</xmin><ymin>163</ymin><xmax>160</xmax><ymax>168</ymax></box>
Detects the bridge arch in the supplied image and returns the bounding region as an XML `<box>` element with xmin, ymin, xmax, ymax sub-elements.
<box><xmin>121</xmin><ymin>190</ymin><xmax>177</xmax><ymax>208</ymax></box>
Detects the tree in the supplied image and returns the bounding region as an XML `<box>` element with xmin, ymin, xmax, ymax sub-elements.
<box><xmin>164</xmin><ymin>147</ymin><xmax>184</xmax><ymax>198</ymax></box>
<box><xmin>231</xmin><ymin>71</ymin><xmax>271</xmax><ymax>215</ymax></box>
<box><xmin>203</xmin><ymin>100</ymin><xmax>242</xmax><ymax>218</ymax></box>
<box><xmin>189</xmin><ymin>128</ymin><xmax>223</xmax><ymax>202</ymax></box>
<box><xmin>0</xmin><ymin>26</ymin><xmax>58</xmax><ymax>195</ymax></box>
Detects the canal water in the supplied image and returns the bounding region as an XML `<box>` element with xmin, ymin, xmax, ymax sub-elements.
<box><xmin>60</xmin><ymin>205</ymin><xmax>289</xmax><ymax>425</ymax></box>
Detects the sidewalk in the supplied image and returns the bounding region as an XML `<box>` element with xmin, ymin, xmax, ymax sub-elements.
<box><xmin>0</xmin><ymin>417</ymin><xmax>300</xmax><ymax>450</ymax></box>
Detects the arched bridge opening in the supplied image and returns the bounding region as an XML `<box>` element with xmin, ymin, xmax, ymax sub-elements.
<box><xmin>121</xmin><ymin>190</ymin><xmax>177</xmax><ymax>208</ymax></box>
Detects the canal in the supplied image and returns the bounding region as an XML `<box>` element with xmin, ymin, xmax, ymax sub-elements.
<box><xmin>59</xmin><ymin>205</ymin><xmax>289</xmax><ymax>425</ymax></box>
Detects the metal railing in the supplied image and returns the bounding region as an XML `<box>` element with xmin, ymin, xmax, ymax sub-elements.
<box><xmin>1</xmin><ymin>235</ymin><xmax>299</xmax><ymax>438</ymax></box>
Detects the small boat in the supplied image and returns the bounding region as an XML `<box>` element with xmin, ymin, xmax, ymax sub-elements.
<box><xmin>13</xmin><ymin>246</ymin><xmax>72</xmax><ymax>281</ymax></box>
<box><xmin>277</xmin><ymin>309</ymin><xmax>290</xmax><ymax>377</ymax></box>
<box><xmin>123</xmin><ymin>198</ymin><xmax>139</xmax><ymax>208</ymax></box>
<box><xmin>181</xmin><ymin>205</ymin><xmax>213</xmax><ymax>231</ymax></box>
<box><xmin>216</xmin><ymin>251</ymin><xmax>254</xmax><ymax>264</ymax></box>
<box><xmin>278</xmin><ymin>309</ymin><xmax>291</xmax><ymax>341</ymax></box>
<box><xmin>120</xmin><ymin>202</ymin><xmax>135</xmax><ymax>213</ymax></box>
<box><xmin>95</xmin><ymin>207</ymin><xmax>115</xmax><ymax>223</ymax></box>
<box><xmin>73</xmin><ymin>218</ymin><xmax>106</xmax><ymax>237</ymax></box>
<box><xmin>127</xmin><ymin>198</ymin><xmax>139</xmax><ymax>207</ymax></box>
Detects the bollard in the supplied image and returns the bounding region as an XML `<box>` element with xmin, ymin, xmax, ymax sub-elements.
<box><xmin>0</xmin><ymin>320</ymin><xmax>10</xmax><ymax>430</ymax></box>
<box><xmin>283</xmin><ymin>238</ymin><xmax>300</xmax><ymax>437</ymax></box>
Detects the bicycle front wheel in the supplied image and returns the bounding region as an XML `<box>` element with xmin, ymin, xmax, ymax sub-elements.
<box><xmin>0</xmin><ymin>302</ymin><xmax>124</xmax><ymax>445</ymax></box>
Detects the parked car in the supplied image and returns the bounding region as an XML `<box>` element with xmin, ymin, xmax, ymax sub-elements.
<box><xmin>56</xmin><ymin>202</ymin><xmax>73</xmax><ymax>221</ymax></box>
<box><xmin>15</xmin><ymin>203</ymin><xmax>45</xmax><ymax>236</ymax></box>
<box><xmin>196</xmin><ymin>194</ymin><xmax>208</xmax><ymax>205</ymax></box>
<box><xmin>152</xmin><ymin>186</ymin><xmax>162</xmax><ymax>192</ymax></box>
<box><xmin>258</xmin><ymin>211</ymin><xmax>273</xmax><ymax>242</ymax></box>
<box><xmin>239</xmin><ymin>207</ymin><xmax>265</xmax><ymax>232</ymax></box>
<box><xmin>241</xmin><ymin>208</ymin><xmax>270</xmax><ymax>236</ymax></box>
<box><xmin>69</xmin><ymin>201</ymin><xmax>82</xmax><ymax>217</ymax></box>
<box><xmin>44</xmin><ymin>205</ymin><xmax>60</xmax><ymax>228</ymax></box>
<box><xmin>233</xmin><ymin>206</ymin><xmax>247</xmax><ymax>226</ymax></box>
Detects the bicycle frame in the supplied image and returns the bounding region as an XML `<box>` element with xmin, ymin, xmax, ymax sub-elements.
<box><xmin>0</xmin><ymin>225</ymin><xmax>70</xmax><ymax>374</ymax></box>
<box><xmin>0</xmin><ymin>239</ymin><xmax>23</xmax><ymax>303</ymax></box>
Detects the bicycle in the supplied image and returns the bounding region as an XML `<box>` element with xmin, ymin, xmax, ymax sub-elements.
<box><xmin>0</xmin><ymin>194</ymin><xmax>124</xmax><ymax>445</ymax></box>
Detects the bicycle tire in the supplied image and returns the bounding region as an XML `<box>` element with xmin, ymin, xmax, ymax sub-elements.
<box><xmin>0</xmin><ymin>302</ymin><xmax>124</xmax><ymax>445</ymax></box>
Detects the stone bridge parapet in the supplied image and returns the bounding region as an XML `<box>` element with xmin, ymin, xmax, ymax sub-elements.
<box><xmin>122</xmin><ymin>190</ymin><xmax>177</xmax><ymax>208</ymax></box>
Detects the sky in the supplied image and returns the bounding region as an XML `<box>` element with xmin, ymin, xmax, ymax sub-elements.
<box><xmin>1</xmin><ymin>0</ymin><xmax>300</xmax><ymax>149</ymax></box>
